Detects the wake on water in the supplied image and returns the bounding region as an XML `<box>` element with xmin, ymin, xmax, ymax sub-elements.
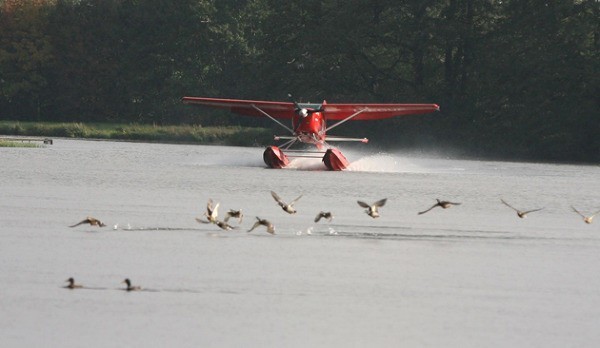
<box><xmin>345</xmin><ymin>151</ymin><xmax>426</xmax><ymax>173</ymax></box>
<box><xmin>284</xmin><ymin>149</ymin><xmax>429</xmax><ymax>173</ymax></box>
<box><xmin>195</xmin><ymin>146</ymin><xmax>444</xmax><ymax>174</ymax></box>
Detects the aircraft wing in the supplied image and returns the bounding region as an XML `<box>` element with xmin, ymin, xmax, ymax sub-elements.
<box><xmin>182</xmin><ymin>97</ymin><xmax>296</xmax><ymax>119</ymax></box>
<box><xmin>321</xmin><ymin>103</ymin><xmax>440</xmax><ymax>120</ymax></box>
<box><xmin>182</xmin><ymin>97</ymin><xmax>439</xmax><ymax>120</ymax></box>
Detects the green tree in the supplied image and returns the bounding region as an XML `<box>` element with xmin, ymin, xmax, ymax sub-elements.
<box><xmin>470</xmin><ymin>0</ymin><xmax>599</xmax><ymax>160</ymax></box>
<box><xmin>0</xmin><ymin>0</ymin><xmax>597</xmax><ymax>162</ymax></box>
<box><xmin>0</xmin><ymin>0</ymin><xmax>55</xmax><ymax>120</ymax></box>
<box><xmin>45</xmin><ymin>0</ymin><xmax>126</xmax><ymax>121</ymax></box>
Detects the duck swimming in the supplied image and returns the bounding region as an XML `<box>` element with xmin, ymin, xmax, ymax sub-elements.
<box><xmin>122</xmin><ymin>278</ymin><xmax>142</xmax><ymax>291</ymax></box>
<box><xmin>64</xmin><ymin>277</ymin><xmax>83</xmax><ymax>289</ymax></box>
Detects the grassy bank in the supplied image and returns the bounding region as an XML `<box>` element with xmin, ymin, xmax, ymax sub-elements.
<box><xmin>0</xmin><ymin>140</ymin><xmax>41</xmax><ymax>148</ymax></box>
<box><xmin>0</xmin><ymin>121</ymin><xmax>273</xmax><ymax>147</ymax></box>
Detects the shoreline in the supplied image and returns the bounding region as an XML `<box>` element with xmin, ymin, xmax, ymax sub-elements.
<box><xmin>0</xmin><ymin>121</ymin><xmax>272</xmax><ymax>147</ymax></box>
<box><xmin>1</xmin><ymin>121</ymin><xmax>597</xmax><ymax>166</ymax></box>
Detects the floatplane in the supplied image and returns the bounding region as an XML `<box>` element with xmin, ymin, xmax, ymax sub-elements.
<box><xmin>182</xmin><ymin>95</ymin><xmax>439</xmax><ymax>170</ymax></box>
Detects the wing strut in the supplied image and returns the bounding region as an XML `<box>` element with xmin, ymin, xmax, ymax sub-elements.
<box><xmin>279</xmin><ymin>137</ymin><xmax>298</xmax><ymax>150</ymax></box>
<box><xmin>325</xmin><ymin>109</ymin><xmax>367</xmax><ymax>132</ymax></box>
<box><xmin>251</xmin><ymin>104</ymin><xmax>294</xmax><ymax>134</ymax></box>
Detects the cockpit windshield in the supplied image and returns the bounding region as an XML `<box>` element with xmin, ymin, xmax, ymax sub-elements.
<box><xmin>296</xmin><ymin>102</ymin><xmax>323</xmax><ymax>110</ymax></box>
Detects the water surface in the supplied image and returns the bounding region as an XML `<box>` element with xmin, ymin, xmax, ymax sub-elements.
<box><xmin>1</xmin><ymin>139</ymin><xmax>599</xmax><ymax>347</ymax></box>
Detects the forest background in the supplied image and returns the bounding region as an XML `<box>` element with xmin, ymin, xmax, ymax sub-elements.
<box><xmin>0</xmin><ymin>0</ymin><xmax>598</xmax><ymax>162</ymax></box>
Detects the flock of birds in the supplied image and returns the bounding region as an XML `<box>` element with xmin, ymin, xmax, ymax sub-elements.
<box><xmin>65</xmin><ymin>192</ymin><xmax>598</xmax><ymax>291</ymax></box>
<box><xmin>69</xmin><ymin>191</ymin><xmax>600</xmax><ymax>235</ymax></box>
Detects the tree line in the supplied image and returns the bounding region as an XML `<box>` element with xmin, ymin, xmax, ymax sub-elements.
<box><xmin>1</xmin><ymin>0</ymin><xmax>598</xmax><ymax>162</ymax></box>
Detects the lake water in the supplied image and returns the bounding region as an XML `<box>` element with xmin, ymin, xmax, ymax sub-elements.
<box><xmin>1</xmin><ymin>139</ymin><xmax>599</xmax><ymax>347</ymax></box>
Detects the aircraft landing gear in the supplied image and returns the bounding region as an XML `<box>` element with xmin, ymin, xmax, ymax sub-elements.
<box><xmin>263</xmin><ymin>146</ymin><xmax>348</xmax><ymax>171</ymax></box>
<box><xmin>322</xmin><ymin>149</ymin><xmax>349</xmax><ymax>171</ymax></box>
<box><xmin>263</xmin><ymin>146</ymin><xmax>290</xmax><ymax>169</ymax></box>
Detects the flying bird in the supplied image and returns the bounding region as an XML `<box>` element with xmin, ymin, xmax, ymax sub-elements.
<box><xmin>69</xmin><ymin>217</ymin><xmax>106</xmax><ymax>228</ymax></box>
<box><xmin>215</xmin><ymin>220</ymin><xmax>236</xmax><ymax>231</ymax></box>
<box><xmin>418</xmin><ymin>199</ymin><xmax>461</xmax><ymax>215</ymax></box>
<box><xmin>314</xmin><ymin>211</ymin><xmax>334</xmax><ymax>223</ymax></box>
<box><xmin>357</xmin><ymin>198</ymin><xmax>387</xmax><ymax>218</ymax></box>
<box><xmin>501</xmin><ymin>199</ymin><xmax>544</xmax><ymax>218</ymax></box>
<box><xmin>196</xmin><ymin>199</ymin><xmax>219</xmax><ymax>224</ymax></box>
<box><xmin>271</xmin><ymin>191</ymin><xmax>302</xmax><ymax>214</ymax></box>
<box><xmin>571</xmin><ymin>206</ymin><xmax>600</xmax><ymax>224</ymax></box>
<box><xmin>248</xmin><ymin>217</ymin><xmax>275</xmax><ymax>234</ymax></box>
<box><xmin>122</xmin><ymin>278</ymin><xmax>142</xmax><ymax>291</ymax></box>
<box><xmin>64</xmin><ymin>277</ymin><xmax>83</xmax><ymax>289</ymax></box>
<box><xmin>224</xmin><ymin>209</ymin><xmax>243</xmax><ymax>224</ymax></box>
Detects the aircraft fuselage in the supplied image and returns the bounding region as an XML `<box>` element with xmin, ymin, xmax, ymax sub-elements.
<box><xmin>292</xmin><ymin>108</ymin><xmax>326</xmax><ymax>145</ymax></box>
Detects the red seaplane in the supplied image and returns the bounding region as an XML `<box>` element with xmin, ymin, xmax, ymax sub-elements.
<box><xmin>182</xmin><ymin>95</ymin><xmax>439</xmax><ymax>171</ymax></box>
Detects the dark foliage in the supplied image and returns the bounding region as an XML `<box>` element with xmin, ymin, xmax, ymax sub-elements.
<box><xmin>0</xmin><ymin>0</ymin><xmax>597</xmax><ymax>162</ymax></box>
